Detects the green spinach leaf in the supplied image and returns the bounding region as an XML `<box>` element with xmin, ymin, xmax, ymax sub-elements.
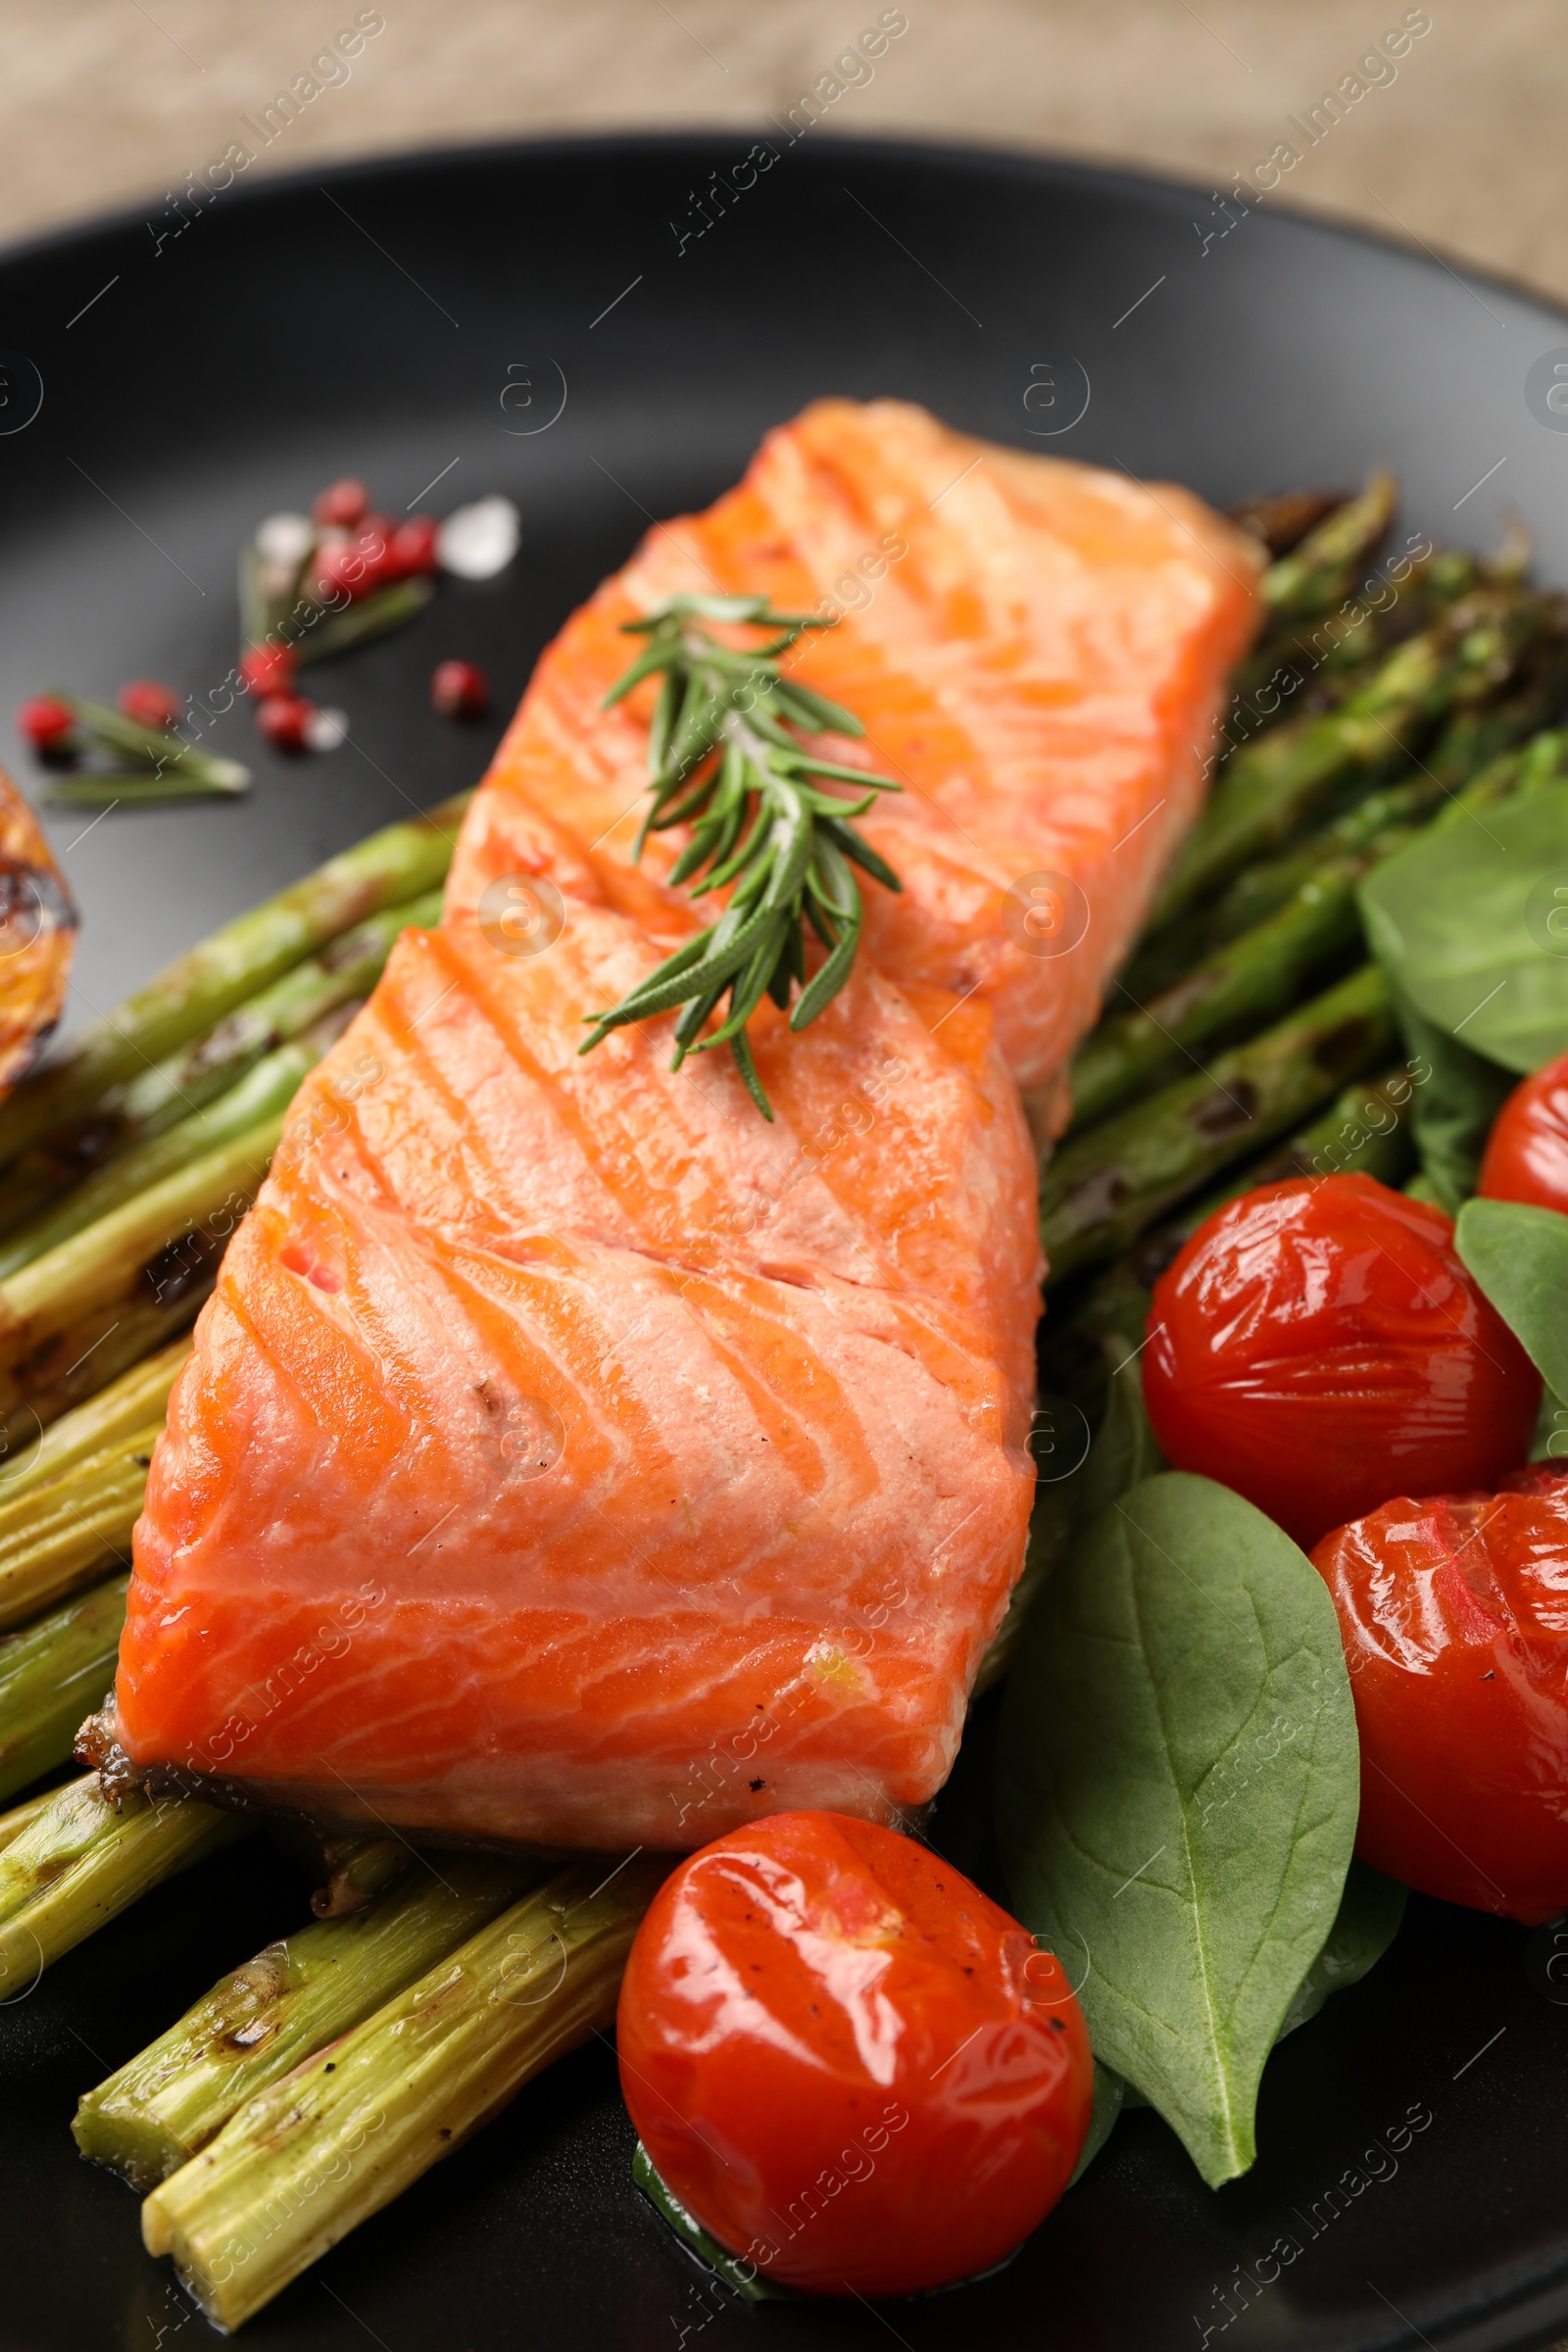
<box><xmin>631</xmin><ymin>2142</ymin><xmax>795</xmax><ymax>2301</ymax></box>
<box><xmin>1068</xmin><ymin>2062</ymin><xmax>1127</xmax><ymax>2186</ymax></box>
<box><xmin>1456</xmin><ymin>1196</ymin><xmax>1568</xmax><ymax>1402</ymax></box>
<box><xmin>1531</xmin><ymin>1381</ymin><xmax>1568</xmax><ymax>1463</ymax></box>
<box><xmin>1359</xmin><ymin>784</ymin><xmax>1568</xmax><ymax>1074</ymax></box>
<box><xmin>1277</xmin><ymin>1859</ymin><xmax>1406</xmax><ymax>2039</ymax></box>
<box><xmin>973</xmin><ymin>1484</ymin><xmax>1071</xmax><ymax>1698</ymax></box>
<box><xmin>1067</xmin><ymin>1866</ymin><xmax>1403</xmax><ymax>2189</ymax></box>
<box><xmin>1071</xmin><ymin>1328</ymin><xmax>1166</xmax><ymax>1533</ymax></box>
<box><xmin>1393</xmin><ymin>989</ymin><xmax>1515</xmax><ymax>1215</ymax></box>
<box><xmin>978</xmin><ymin>1324</ymin><xmax>1166</xmax><ymax>1698</ymax></box>
<box><xmin>995</xmin><ymin>1473</ymin><xmax>1359</xmax><ymax>2187</ymax></box>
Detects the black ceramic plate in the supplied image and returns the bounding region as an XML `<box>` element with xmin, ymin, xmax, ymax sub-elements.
<box><xmin>1</xmin><ymin>134</ymin><xmax>1567</xmax><ymax>2352</ymax></box>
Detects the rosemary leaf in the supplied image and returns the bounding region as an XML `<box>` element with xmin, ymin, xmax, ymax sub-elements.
<box><xmin>579</xmin><ymin>597</ymin><xmax>902</xmax><ymax>1115</ymax></box>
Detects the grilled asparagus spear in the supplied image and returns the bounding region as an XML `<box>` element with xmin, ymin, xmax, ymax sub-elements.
<box><xmin>0</xmin><ymin>1576</ymin><xmax>127</xmax><ymax>1807</ymax></box>
<box><xmin>0</xmin><ymin>886</ymin><xmax>442</xmax><ymax>1242</ymax></box>
<box><xmin>0</xmin><ymin>796</ymin><xmax>468</xmax><ymax>1162</ymax></box>
<box><xmin>1040</xmin><ymin>965</ymin><xmax>1396</xmax><ymax>1285</ymax></box>
<box><xmin>75</xmin><ymin>1854</ymin><xmax>545</xmax><ymax>2190</ymax></box>
<box><xmin>0</xmin><ymin>1772</ymin><xmax>248</xmax><ymax>1990</ymax></box>
<box><xmin>142</xmin><ymin>1858</ymin><xmax>667</xmax><ymax>2331</ymax></box>
<box><xmin>1151</xmin><ymin>588</ymin><xmax>1544</xmax><ymax>926</ymax></box>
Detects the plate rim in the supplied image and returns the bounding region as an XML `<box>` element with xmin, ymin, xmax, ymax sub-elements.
<box><xmin>2</xmin><ymin>126</ymin><xmax>1565</xmax><ymax>334</ymax></box>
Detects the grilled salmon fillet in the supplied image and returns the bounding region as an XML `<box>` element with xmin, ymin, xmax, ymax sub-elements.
<box><xmin>114</xmin><ymin>402</ymin><xmax>1257</xmax><ymax>1848</ymax></box>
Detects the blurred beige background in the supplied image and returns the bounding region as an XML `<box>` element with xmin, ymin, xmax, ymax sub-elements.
<box><xmin>5</xmin><ymin>0</ymin><xmax>1567</xmax><ymax>304</ymax></box>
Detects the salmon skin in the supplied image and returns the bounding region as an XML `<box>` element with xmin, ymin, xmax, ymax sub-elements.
<box><xmin>115</xmin><ymin>402</ymin><xmax>1257</xmax><ymax>1850</ymax></box>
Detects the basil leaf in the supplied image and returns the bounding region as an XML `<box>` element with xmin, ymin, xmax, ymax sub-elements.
<box><xmin>1277</xmin><ymin>1859</ymin><xmax>1406</xmax><ymax>2040</ymax></box>
<box><xmin>1359</xmin><ymin>783</ymin><xmax>1568</xmax><ymax>1073</ymax></box>
<box><xmin>1455</xmin><ymin>1196</ymin><xmax>1568</xmax><ymax>1402</ymax></box>
<box><xmin>995</xmin><ymin>1472</ymin><xmax>1359</xmax><ymax>2187</ymax></box>
<box><xmin>1393</xmin><ymin>988</ymin><xmax>1515</xmax><ymax>1215</ymax></box>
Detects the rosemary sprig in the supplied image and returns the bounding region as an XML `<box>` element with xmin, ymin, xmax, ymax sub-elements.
<box><xmin>578</xmin><ymin>594</ymin><xmax>901</xmax><ymax>1118</ymax></box>
<box><xmin>40</xmin><ymin>695</ymin><xmax>250</xmax><ymax>805</ymax></box>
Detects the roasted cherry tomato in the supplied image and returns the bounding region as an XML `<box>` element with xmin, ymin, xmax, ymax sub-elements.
<box><xmin>1313</xmin><ymin>1462</ymin><xmax>1568</xmax><ymax>1923</ymax></box>
<box><xmin>1478</xmin><ymin>1051</ymin><xmax>1568</xmax><ymax>1213</ymax></box>
<box><xmin>615</xmin><ymin>1810</ymin><xmax>1092</xmax><ymax>2298</ymax></box>
<box><xmin>1144</xmin><ymin>1174</ymin><xmax>1540</xmax><ymax>1549</ymax></box>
